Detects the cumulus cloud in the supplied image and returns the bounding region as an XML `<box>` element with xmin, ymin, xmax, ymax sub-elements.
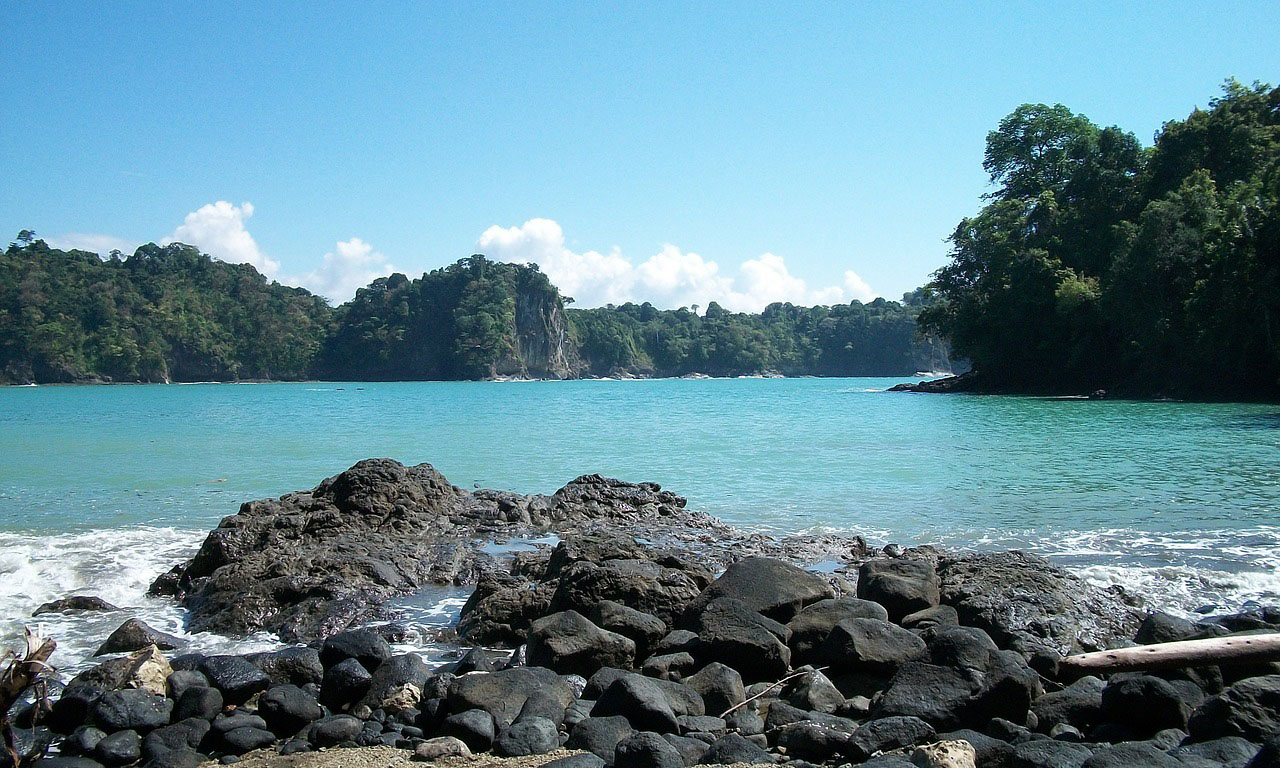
<box><xmin>477</xmin><ymin>218</ymin><xmax>878</xmax><ymax>313</ymax></box>
<box><xmin>44</xmin><ymin>232</ymin><xmax>140</xmax><ymax>256</ymax></box>
<box><xmin>161</xmin><ymin>201</ymin><xmax>280</xmax><ymax>276</ymax></box>
<box><xmin>293</xmin><ymin>237</ymin><xmax>397</xmax><ymax>304</ymax></box>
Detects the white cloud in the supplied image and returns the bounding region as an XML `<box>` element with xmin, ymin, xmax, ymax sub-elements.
<box><xmin>477</xmin><ymin>218</ymin><xmax>878</xmax><ymax>313</ymax></box>
<box><xmin>44</xmin><ymin>232</ymin><xmax>139</xmax><ymax>256</ymax></box>
<box><xmin>292</xmin><ymin>237</ymin><xmax>397</xmax><ymax>304</ymax></box>
<box><xmin>162</xmin><ymin>201</ymin><xmax>280</xmax><ymax>276</ymax></box>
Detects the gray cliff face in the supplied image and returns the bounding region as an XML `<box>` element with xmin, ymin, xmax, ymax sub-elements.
<box><xmin>494</xmin><ymin>287</ymin><xmax>578</xmax><ymax>379</ymax></box>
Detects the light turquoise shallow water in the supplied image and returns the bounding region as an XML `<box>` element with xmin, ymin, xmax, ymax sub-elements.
<box><xmin>2</xmin><ymin>378</ymin><xmax>1279</xmax><ymax>666</ymax></box>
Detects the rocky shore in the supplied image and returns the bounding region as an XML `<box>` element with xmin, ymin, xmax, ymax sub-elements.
<box><xmin>17</xmin><ymin>460</ymin><xmax>1280</xmax><ymax>768</ymax></box>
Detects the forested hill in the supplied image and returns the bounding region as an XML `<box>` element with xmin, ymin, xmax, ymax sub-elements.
<box><xmin>920</xmin><ymin>80</ymin><xmax>1280</xmax><ymax>399</ymax></box>
<box><xmin>0</xmin><ymin>238</ymin><xmax>948</xmax><ymax>383</ymax></box>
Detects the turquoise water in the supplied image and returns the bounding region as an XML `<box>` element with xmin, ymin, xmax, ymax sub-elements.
<box><xmin>2</xmin><ymin>378</ymin><xmax>1279</xmax><ymax>666</ymax></box>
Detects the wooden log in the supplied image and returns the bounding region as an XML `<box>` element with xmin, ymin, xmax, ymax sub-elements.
<box><xmin>1059</xmin><ymin>632</ymin><xmax>1280</xmax><ymax>675</ymax></box>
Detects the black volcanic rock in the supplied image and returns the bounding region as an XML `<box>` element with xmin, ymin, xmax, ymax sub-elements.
<box><xmin>149</xmin><ymin>458</ymin><xmax>712</xmax><ymax>643</ymax></box>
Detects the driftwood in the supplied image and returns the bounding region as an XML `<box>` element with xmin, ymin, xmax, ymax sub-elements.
<box><xmin>0</xmin><ymin>628</ymin><xmax>56</xmax><ymax>768</ymax></box>
<box><xmin>1060</xmin><ymin>632</ymin><xmax>1280</xmax><ymax>676</ymax></box>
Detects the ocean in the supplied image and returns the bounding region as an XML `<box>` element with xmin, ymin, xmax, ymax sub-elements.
<box><xmin>2</xmin><ymin>377</ymin><xmax>1278</xmax><ymax>672</ymax></box>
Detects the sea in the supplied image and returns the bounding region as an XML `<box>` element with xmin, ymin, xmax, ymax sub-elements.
<box><xmin>2</xmin><ymin>377</ymin><xmax>1279</xmax><ymax>674</ymax></box>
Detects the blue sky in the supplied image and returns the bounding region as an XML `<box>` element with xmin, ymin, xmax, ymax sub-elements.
<box><xmin>2</xmin><ymin>2</ymin><xmax>1277</xmax><ymax>309</ymax></box>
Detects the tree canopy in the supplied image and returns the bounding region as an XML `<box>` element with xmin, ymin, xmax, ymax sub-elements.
<box><xmin>920</xmin><ymin>80</ymin><xmax>1280</xmax><ymax>398</ymax></box>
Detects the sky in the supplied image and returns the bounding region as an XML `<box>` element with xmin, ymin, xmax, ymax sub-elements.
<box><xmin>2</xmin><ymin>3</ymin><xmax>1278</xmax><ymax>310</ymax></box>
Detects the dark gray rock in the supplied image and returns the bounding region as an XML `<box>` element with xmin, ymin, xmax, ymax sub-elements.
<box><xmin>593</xmin><ymin>674</ymin><xmax>682</xmax><ymax>733</ymax></box>
<box><xmin>220</xmin><ymin>727</ymin><xmax>277</xmax><ymax>755</ymax></box>
<box><xmin>151</xmin><ymin>460</ymin><xmax>704</xmax><ymax>643</ymax></box>
<box><xmin>784</xmin><ymin>669</ymin><xmax>843</xmax><ymax>714</ymax></box>
<box><xmin>787</xmin><ymin>598</ymin><xmax>889</xmax><ymax>666</ymax></box>
<box><xmin>615</xmin><ymin>731</ymin><xmax>685</xmax><ymax>768</ymax></box>
<box><xmin>528</xmin><ymin>610</ymin><xmax>636</xmax><ymax>677</ymax></box>
<box><xmin>258</xmin><ymin>685</ymin><xmax>324</xmax><ymax>736</ymax></box>
<box><xmin>857</xmin><ymin>558</ymin><xmax>939</xmax><ymax>622</ymax></box>
<box><xmin>211</xmin><ymin>713</ymin><xmax>268</xmax><ymax>735</ymax></box>
<box><xmin>358</xmin><ymin>652</ymin><xmax>430</xmax><ymax>710</ymax></box>
<box><xmin>65</xmin><ymin>726</ymin><xmax>108</xmax><ymax>755</ymax></box>
<box><xmin>568</xmin><ymin>715</ymin><xmax>636</xmax><ymax>760</ymax></box>
<box><xmin>775</xmin><ymin>722</ymin><xmax>852</xmax><ymax>762</ymax></box>
<box><xmin>173</xmin><ymin>686</ymin><xmax>222</xmax><ymax>722</ymax></box>
<box><xmin>1173</xmin><ymin>736</ymin><xmax>1259</xmax><ymax>768</ymax></box>
<box><xmin>697</xmin><ymin>733</ymin><xmax>772</xmax><ymax>764</ymax></box>
<box><xmin>543</xmin><ymin>755</ymin><xmax>608</xmax><ymax>768</ymax></box>
<box><xmin>1032</xmin><ymin>676</ymin><xmax>1104</xmax><ymax>733</ymax></box>
<box><xmin>514</xmin><ymin>692</ymin><xmax>569</xmax><ymax>727</ymax></box>
<box><xmin>320</xmin><ymin>657</ymin><xmax>372</xmax><ymax>708</ymax></box>
<box><xmin>50</xmin><ymin>685</ymin><xmax>104</xmax><ymax>734</ymax></box>
<box><xmin>1136</xmin><ymin>611</ymin><xmax>1200</xmax><ymax>645</ymax></box>
<box><xmin>653</xmin><ymin>631</ymin><xmax>700</xmax><ymax>657</ymax></box>
<box><xmin>901</xmin><ymin>604</ymin><xmax>960</xmax><ymax>630</ymax></box>
<box><xmin>1010</xmin><ymin>738</ymin><xmax>1092</xmax><ymax>768</ymax></box>
<box><xmin>307</xmin><ymin>715</ymin><xmax>363</xmax><ymax>748</ymax></box>
<box><xmin>95</xmin><ymin>619</ymin><xmax>181</xmax><ymax>655</ymax></box>
<box><xmin>684</xmin><ymin>663</ymin><xmax>744</xmax><ymax>717</ymax></box>
<box><xmin>1081</xmin><ymin>741</ymin><xmax>1182</xmax><ymax>767</ymax></box>
<box><xmin>143</xmin><ymin>750</ymin><xmax>207</xmax><ymax>768</ymax></box>
<box><xmin>94</xmin><ymin>729</ymin><xmax>141</xmax><ymax>766</ymax></box>
<box><xmin>1101</xmin><ymin>675</ymin><xmax>1192</xmax><ymax>735</ymax></box>
<box><xmin>685</xmin><ymin>598</ymin><xmax>790</xmax><ymax>683</ymax></box>
<box><xmin>440</xmin><ymin>709</ymin><xmax>496</xmax><ymax>752</ymax></box>
<box><xmin>454</xmin><ymin>647</ymin><xmax>498</xmax><ymax>675</ymax></box>
<box><xmin>663</xmin><ymin>733</ymin><xmax>709</xmax><ymax>765</ymax></box>
<box><xmin>494</xmin><ymin>716</ymin><xmax>560</xmax><ymax>756</ymax></box>
<box><xmin>585</xmin><ymin>668</ymin><xmax>631</xmax><ymax>699</ymax></box>
<box><xmin>246</xmin><ymin>647</ymin><xmax>325</xmax><ymax>687</ymax></box>
<box><xmin>91</xmin><ymin>690</ymin><xmax>173</xmax><ymax>733</ymax></box>
<box><xmin>686</xmin><ymin>557</ymin><xmax>834</xmax><ymax>623</ymax></box>
<box><xmin>817</xmin><ymin>618</ymin><xmax>926</xmax><ymax>675</ymax></box>
<box><xmin>591</xmin><ymin>601</ymin><xmax>669</xmax><ymax>659</ymax></box>
<box><xmin>642</xmin><ymin>653</ymin><xmax>697</xmax><ymax>681</ymax></box>
<box><xmin>1189</xmin><ymin>675</ymin><xmax>1280</xmax><ymax>742</ymax></box>
<box><xmin>938</xmin><ymin>551</ymin><xmax>1140</xmax><ymax>656</ymax></box>
<box><xmin>319</xmin><ymin>630</ymin><xmax>392</xmax><ymax>672</ymax></box>
<box><xmin>844</xmin><ymin>716</ymin><xmax>936</xmax><ymax>762</ymax></box>
<box><xmin>29</xmin><ymin>759</ymin><xmax>107</xmax><ymax>768</ymax></box>
<box><xmin>552</xmin><ymin>559</ymin><xmax>708</xmax><ymax>630</ymax></box>
<box><xmin>35</xmin><ymin>596</ymin><xmax>119</xmax><ymax>615</ymax></box>
<box><xmin>447</xmin><ymin>666</ymin><xmax>574</xmax><ymax>729</ymax></box>
<box><xmin>939</xmin><ymin>728</ymin><xmax>1016</xmax><ymax>768</ymax></box>
<box><xmin>143</xmin><ymin>718</ymin><xmax>211</xmax><ymax>754</ymax></box>
<box><xmin>166</xmin><ymin>670</ymin><xmax>210</xmax><ymax>701</ymax></box>
<box><xmin>1248</xmin><ymin>732</ymin><xmax>1280</xmax><ymax>768</ymax></box>
<box><xmin>724</xmin><ymin>708</ymin><xmax>764</xmax><ymax>737</ymax></box>
<box><xmin>199</xmin><ymin>656</ymin><xmax>271</xmax><ymax>705</ymax></box>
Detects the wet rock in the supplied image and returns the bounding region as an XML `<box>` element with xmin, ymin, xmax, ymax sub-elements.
<box><xmin>494</xmin><ymin>716</ymin><xmax>560</xmax><ymax>756</ymax></box>
<box><xmin>528</xmin><ymin>610</ymin><xmax>637</xmax><ymax>677</ymax></box>
<box><xmin>220</xmin><ymin>726</ymin><xmax>277</xmax><ymax>755</ymax></box>
<box><xmin>1136</xmin><ymin>611</ymin><xmax>1201</xmax><ymax>645</ymax></box>
<box><xmin>34</xmin><ymin>596</ymin><xmax>119</xmax><ymax>615</ymax></box>
<box><xmin>359</xmin><ymin>653</ymin><xmax>430</xmax><ymax>711</ymax></box>
<box><xmin>1188</xmin><ymin>674</ymin><xmax>1280</xmax><ymax>742</ymax></box>
<box><xmin>173</xmin><ymin>686</ymin><xmax>222</xmax><ymax>722</ymax></box>
<box><xmin>320</xmin><ymin>629</ymin><xmax>393</xmax><ymax>672</ymax></box>
<box><xmin>685</xmin><ymin>557</ymin><xmax>834</xmax><ymax>623</ymax></box>
<box><xmin>199</xmin><ymin>656</ymin><xmax>271</xmax><ymax>705</ymax></box>
<box><xmin>90</xmin><ymin>689</ymin><xmax>173</xmax><ymax>733</ymax></box>
<box><xmin>165</xmin><ymin>670</ymin><xmax>209</xmax><ymax>701</ymax></box>
<box><xmin>938</xmin><ymin>551</ymin><xmax>1140</xmax><ymax>656</ymax></box>
<box><xmin>245</xmin><ymin>646</ymin><xmax>325</xmax><ymax>687</ymax></box>
<box><xmin>568</xmin><ymin>715</ymin><xmax>636</xmax><ymax>760</ymax></box>
<box><xmin>845</xmin><ymin>716</ymin><xmax>937</xmax><ymax>762</ymax></box>
<box><xmin>457</xmin><ymin>573</ymin><xmax>555</xmax><ymax>647</ymax></box>
<box><xmin>615</xmin><ymin>731</ymin><xmax>685</xmax><ymax>768</ymax></box>
<box><xmin>94</xmin><ymin>619</ymin><xmax>181</xmax><ymax>655</ymax></box>
<box><xmin>440</xmin><ymin>709</ymin><xmax>496</xmax><ymax>752</ymax></box>
<box><xmin>454</xmin><ymin>647</ymin><xmax>497</xmax><ymax>675</ymax></box>
<box><xmin>320</xmin><ymin>657</ymin><xmax>372</xmax><ymax>709</ymax></box>
<box><xmin>258</xmin><ymin>684</ymin><xmax>324</xmax><ymax>735</ymax></box>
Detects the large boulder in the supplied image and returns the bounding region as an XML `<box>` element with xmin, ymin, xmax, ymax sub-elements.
<box><xmin>447</xmin><ymin>666</ymin><xmax>575</xmax><ymax>729</ymax></box>
<box><xmin>857</xmin><ymin>558</ymin><xmax>940</xmax><ymax>622</ymax></box>
<box><xmin>591</xmin><ymin>673</ymin><xmax>704</xmax><ymax>734</ymax></box>
<box><xmin>528</xmin><ymin>610</ymin><xmax>637</xmax><ymax>676</ymax></box>
<box><xmin>787</xmin><ymin>598</ymin><xmax>889</xmax><ymax>665</ymax></box>
<box><xmin>815</xmin><ymin>618</ymin><xmax>926</xmax><ymax>675</ymax></box>
<box><xmin>148</xmin><ymin>459</ymin><xmax>708</xmax><ymax>643</ymax></box>
<box><xmin>684</xmin><ymin>597</ymin><xmax>791</xmax><ymax>683</ymax></box>
<box><xmin>551</xmin><ymin>559</ymin><xmax>708</xmax><ymax>628</ymax></box>
<box><xmin>685</xmin><ymin>557</ymin><xmax>834</xmax><ymax>623</ymax></box>
<box><xmin>94</xmin><ymin>619</ymin><xmax>182</xmax><ymax>655</ymax></box>
<box><xmin>590</xmin><ymin>601</ymin><xmax>669</xmax><ymax>659</ymax></box>
<box><xmin>1188</xmin><ymin>674</ymin><xmax>1280</xmax><ymax>742</ymax></box>
<box><xmin>90</xmin><ymin>690</ymin><xmax>173</xmax><ymax>734</ymax></box>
